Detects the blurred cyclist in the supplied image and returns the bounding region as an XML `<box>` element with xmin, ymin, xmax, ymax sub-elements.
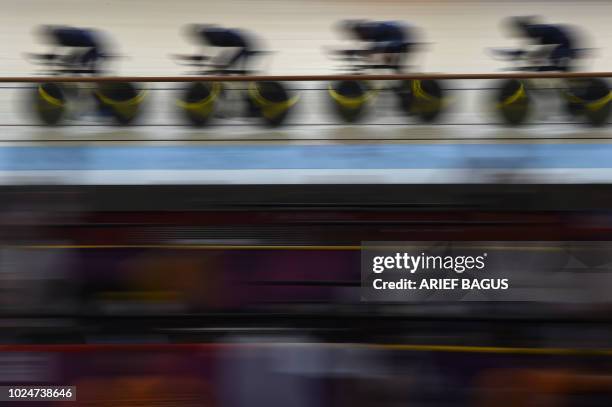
<box><xmin>38</xmin><ymin>25</ymin><xmax>107</xmax><ymax>74</ymax></box>
<box><xmin>505</xmin><ymin>16</ymin><xmax>577</xmax><ymax>71</ymax></box>
<box><xmin>339</xmin><ymin>20</ymin><xmax>414</xmax><ymax>72</ymax></box>
<box><xmin>186</xmin><ymin>24</ymin><xmax>256</xmax><ymax>72</ymax></box>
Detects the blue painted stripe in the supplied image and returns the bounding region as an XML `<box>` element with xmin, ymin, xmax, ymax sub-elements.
<box><xmin>0</xmin><ymin>144</ymin><xmax>609</xmax><ymax>170</ymax></box>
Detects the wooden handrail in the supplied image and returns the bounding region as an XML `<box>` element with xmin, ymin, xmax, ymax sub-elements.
<box><xmin>7</xmin><ymin>71</ymin><xmax>612</xmax><ymax>82</ymax></box>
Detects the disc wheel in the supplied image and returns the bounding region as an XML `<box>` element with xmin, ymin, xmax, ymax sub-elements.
<box><xmin>32</xmin><ymin>82</ymin><xmax>67</xmax><ymax>125</ymax></box>
<box><xmin>328</xmin><ymin>80</ymin><xmax>374</xmax><ymax>123</ymax></box>
<box><xmin>95</xmin><ymin>82</ymin><xmax>147</xmax><ymax>125</ymax></box>
<box><xmin>178</xmin><ymin>82</ymin><xmax>222</xmax><ymax>127</ymax></box>
<box><xmin>248</xmin><ymin>81</ymin><xmax>297</xmax><ymax>127</ymax></box>
<box><xmin>564</xmin><ymin>78</ymin><xmax>611</xmax><ymax>127</ymax></box>
<box><xmin>494</xmin><ymin>79</ymin><xmax>531</xmax><ymax>126</ymax></box>
<box><xmin>396</xmin><ymin>79</ymin><xmax>445</xmax><ymax>123</ymax></box>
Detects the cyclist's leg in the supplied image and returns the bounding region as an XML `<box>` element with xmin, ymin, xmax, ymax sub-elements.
<box><xmin>231</xmin><ymin>47</ymin><xmax>250</xmax><ymax>71</ymax></box>
<box><xmin>381</xmin><ymin>41</ymin><xmax>406</xmax><ymax>72</ymax></box>
<box><xmin>394</xmin><ymin>42</ymin><xmax>412</xmax><ymax>73</ymax></box>
<box><xmin>549</xmin><ymin>45</ymin><xmax>572</xmax><ymax>72</ymax></box>
<box><xmin>81</xmin><ymin>47</ymin><xmax>100</xmax><ymax>74</ymax></box>
<box><xmin>212</xmin><ymin>47</ymin><xmax>245</xmax><ymax>71</ymax></box>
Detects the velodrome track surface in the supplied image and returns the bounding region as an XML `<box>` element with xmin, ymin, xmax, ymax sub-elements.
<box><xmin>4</xmin><ymin>142</ymin><xmax>612</xmax><ymax>185</ymax></box>
<box><xmin>3</xmin><ymin>0</ymin><xmax>612</xmax><ymax>184</ymax></box>
<box><xmin>1</xmin><ymin>77</ymin><xmax>612</xmax><ymax>184</ymax></box>
<box><xmin>3</xmin><ymin>81</ymin><xmax>612</xmax><ymax>185</ymax></box>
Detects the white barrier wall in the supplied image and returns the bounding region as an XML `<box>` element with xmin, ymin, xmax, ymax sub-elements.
<box><xmin>3</xmin><ymin>0</ymin><xmax>612</xmax><ymax>75</ymax></box>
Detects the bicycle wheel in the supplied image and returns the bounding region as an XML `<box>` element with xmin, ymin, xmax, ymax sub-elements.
<box><xmin>177</xmin><ymin>82</ymin><xmax>222</xmax><ymax>127</ymax></box>
<box><xmin>494</xmin><ymin>79</ymin><xmax>531</xmax><ymax>126</ymax></box>
<box><xmin>328</xmin><ymin>80</ymin><xmax>375</xmax><ymax>123</ymax></box>
<box><xmin>32</xmin><ymin>82</ymin><xmax>67</xmax><ymax>125</ymax></box>
<box><xmin>95</xmin><ymin>82</ymin><xmax>147</xmax><ymax>125</ymax></box>
<box><xmin>248</xmin><ymin>81</ymin><xmax>298</xmax><ymax>127</ymax></box>
<box><xmin>564</xmin><ymin>78</ymin><xmax>611</xmax><ymax>127</ymax></box>
<box><xmin>396</xmin><ymin>79</ymin><xmax>445</xmax><ymax>123</ymax></box>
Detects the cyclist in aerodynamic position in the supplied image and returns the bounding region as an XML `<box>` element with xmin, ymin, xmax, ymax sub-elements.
<box><xmin>338</xmin><ymin>19</ymin><xmax>416</xmax><ymax>72</ymax></box>
<box><xmin>504</xmin><ymin>16</ymin><xmax>580</xmax><ymax>71</ymax></box>
<box><xmin>37</xmin><ymin>25</ymin><xmax>108</xmax><ymax>74</ymax></box>
<box><xmin>185</xmin><ymin>24</ymin><xmax>257</xmax><ymax>73</ymax></box>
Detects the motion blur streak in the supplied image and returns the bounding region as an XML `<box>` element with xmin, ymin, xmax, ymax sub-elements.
<box><xmin>0</xmin><ymin>185</ymin><xmax>610</xmax><ymax>406</ymax></box>
<box><xmin>2</xmin><ymin>0</ymin><xmax>612</xmax><ymax>406</ymax></box>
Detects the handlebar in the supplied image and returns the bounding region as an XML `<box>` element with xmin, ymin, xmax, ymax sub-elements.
<box><xmin>488</xmin><ymin>47</ymin><xmax>598</xmax><ymax>65</ymax></box>
<box><xmin>488</xmin><ymin>46</ymin><xmax>601</xmax><ymax>75</ymax></box>
<box><xmin>487</xmin><ymin>48</ymin><xmax>531</xmax><ymax>61</ymax></box>
<box><xmin>326</xmin><ymin>42</ymin><xmax>429</xmax><ymax>74</ymax></box>
<box><xmin>25</xmin><ymin>52</ymin><xmax>124</xmax><ymax>70</ymax></box>
<box><xmin>326</xmin><ymin>50</ymin><xmax>398</xmax><ymax>73</ymax></box>
<box><xmin>171</xmin><ymin>50</ymin><xmax>273</xmax><ymax>75</ymax></box>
